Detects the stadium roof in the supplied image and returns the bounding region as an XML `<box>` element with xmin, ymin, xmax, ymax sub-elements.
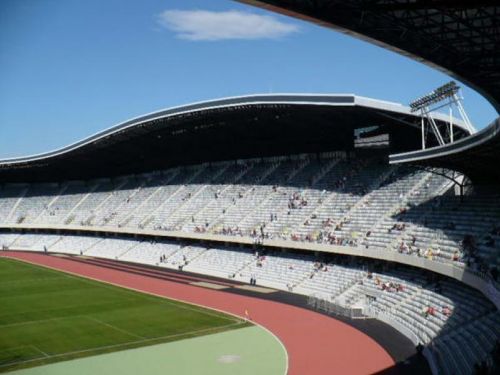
<box><xmin>390</xmin><ymin>117</ymin><xmax>500</xmax><ymax>183</ymax></box>
<box><xmin>239</xmin><ymin>0</ymin><xmax>500</xmax><ymax>112</ymax></box>
<box><xmin>239</xmin><ymin>1</ymin><xmax>500</xmax><ymax>184</ymax></box>
<box><xmin>0</xmin><ymin>94</ymin><xmax>467</xmax><ymax>183</ymax></box>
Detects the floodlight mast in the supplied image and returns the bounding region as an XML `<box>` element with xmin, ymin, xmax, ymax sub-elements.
<box><xmin>410</xmin><ymin>81</ymin><xmax>476</xmax><ymax>150</ymax></box>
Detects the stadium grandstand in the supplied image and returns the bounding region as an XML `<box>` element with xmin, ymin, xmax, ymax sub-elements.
<box><xmin>1</xmin><ymin>1</ymin><xmax>499</xmax><ymax>375</ymax></box>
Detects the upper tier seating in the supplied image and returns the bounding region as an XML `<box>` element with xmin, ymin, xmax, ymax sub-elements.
<box><xmin>0</xmin><ymin>153</ymin><xmax>498</xmax><ymax>278</ymax></box>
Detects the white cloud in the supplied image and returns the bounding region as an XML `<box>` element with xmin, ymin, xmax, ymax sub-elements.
<box><xmin>157</xmin><ymin>9</ymin><xmax>299</xmax><ymax>41</ymax></box>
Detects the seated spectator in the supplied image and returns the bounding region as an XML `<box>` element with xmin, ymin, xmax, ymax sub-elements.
<box><xmin>442</xmin><ymin>306</ymin><xmax>452</xmax><ymax>317</ymax></box>
<box><xmin>423</xmin><ymin>306</ymin><xmax>435</xmax><ymax>318</ymax></box>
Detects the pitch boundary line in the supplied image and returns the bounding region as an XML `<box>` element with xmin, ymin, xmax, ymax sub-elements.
<box><xmin>0</xmin><ymin>321</ymin><xmax>245</xmax><ymax>369</ymax></box>
<box><xmin>0</xmin><ymin>254</ymin><xmax>289</xmax><ymax>375</ymax></box>
<box><xmin>0</xmin><ymin>345</ymin><xmax>49</xmax><ymax>367</ymax></box>
<box><xmin>1</xmin><ymin>256</ymin><xmax>241</xmax><ymax>326</ymax></box>
<box><xmin>85</xmin><ymin>316</ymin><xmax>145</xmax><ymax>340</ymax></box>
<box><xmin>30</xmin><ymin>345</ymin><xmax>49</xmax><ymax>358</ymax></box>
<box><xmin>22</xmin><ymin>257</ymin><xmax>243</xmax><ymax>325</ymax></box>
<box><xmin>1</xmin><ymin>315</ymin><xmax>144</xmax><ymax>341</ymax></box>
<box><xmin>0</xmin><ymin>316</ymin><xmax>76</xmax><ymax>329</ymax></box>
<box><xmin>57</xmin><ymin>267</ymin><xmax>243</xmax><ymax>324</ymax></box>
<box><xmin>0</xmin><ymin>299</ymin><xmax>140</xmax><ymax>328</ymax></box>
<box><xmin>1</xmin><ymin>300</ymin><xmax>138</xmax><ymax>322</ymax></box>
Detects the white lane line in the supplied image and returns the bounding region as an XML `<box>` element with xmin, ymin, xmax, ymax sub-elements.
<box><xmin>30</xmin><ymin>345</ymin><xmax>49</xmax><ymax>358</ymax></box>
<box><xmin>38</xmin><ymin>262</ymin><xmax>241</xmax><ymax>325</ymax></box>
<box><xmin>0</xmin><ymin>321</ymin><xmax>245</xmax><ymax>368</ymax></box>
<box><xmin>85</xmin><ymin>316</ymin><xmax>145</xmax><ymax>340</ymax></box>
<box><xmin>0</xmin><ymin>345</ymin><xmax>47</xmax><ymax>366</ymax></box>
<box><xmin>1</xmin><ymin>254</ymin><xmax>289</xmax><ymax>375</ymax></box>
<box><xmin>0</xmin><ymin>316</ymin><xmax>74</xmax><ymax>329</ymax></box>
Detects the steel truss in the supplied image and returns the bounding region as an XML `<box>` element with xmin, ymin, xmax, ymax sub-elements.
<box><xmin>410</xmin><ymin>165</ymin><xmax>472</xmax><ymax>200</ymax></box>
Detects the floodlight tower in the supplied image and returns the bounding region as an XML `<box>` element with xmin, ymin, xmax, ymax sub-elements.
<box><xmin>410</xmin><ymin>81</ymin><xmax>476</xmax><ymax>150</ymax></box>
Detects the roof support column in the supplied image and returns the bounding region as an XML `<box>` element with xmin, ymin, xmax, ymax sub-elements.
<box><xmin>421</xmin><ymin>116</ymin><xmax>426</xmax><ymax>149</ymax></box>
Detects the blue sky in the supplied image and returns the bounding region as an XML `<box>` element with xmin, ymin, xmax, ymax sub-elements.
<box><xmin>0</xmin><ymin>0</ymin><xmax>498</xmax><ymax>159</ymax></box>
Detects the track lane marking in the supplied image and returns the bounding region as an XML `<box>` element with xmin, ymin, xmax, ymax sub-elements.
<box><xmin>0</xmin><ymin>254</ymin><xmax>289</xmax><ymax>374</ymax></box>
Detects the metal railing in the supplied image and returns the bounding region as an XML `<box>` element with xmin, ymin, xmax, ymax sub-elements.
<box><xmin>307</xmin><ymin>294</ymin><xmax>366</xmax><ymax>319</ymax></box>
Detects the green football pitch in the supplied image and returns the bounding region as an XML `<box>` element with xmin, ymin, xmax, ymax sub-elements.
<box><xmin>0</xmin><ymin>257</ymin><xmax>250</xmax><ymax>373</ymax></box>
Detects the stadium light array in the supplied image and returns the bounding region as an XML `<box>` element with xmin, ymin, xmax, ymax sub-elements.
<box><xmin>409</xmin><ymin>81</ymin><xmax>459</xmax><ymax>112</ymax></box>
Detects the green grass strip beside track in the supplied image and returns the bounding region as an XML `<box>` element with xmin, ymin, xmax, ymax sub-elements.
<box><xmin>8</xmin><ymin>325</ymin><xmax>286</xmax><ymax>375</ymax></box>
<box><xmin>0</xmin><ymin>257</ymin><xmax>255</xmax><ymax>373</ymax></box>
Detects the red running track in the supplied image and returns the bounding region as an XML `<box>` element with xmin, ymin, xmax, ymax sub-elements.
<box><xmin>1</xmin><ymin>252</ymin><xmax>394</xmax><ymax>375</ymax></box>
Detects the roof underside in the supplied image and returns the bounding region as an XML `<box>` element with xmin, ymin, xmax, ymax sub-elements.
<box><xmin>239</xmin><ymin>0</ymin><xmax>500</xmax><ymax>185</ymax></box>
<box><xmin>390</xmin><ymin>118</ymin><xmax>500</xmax><ymax>183</ymax></box>
<box><xmin>0</xmin><ymin>96</ymin><xmax>465</xmax><ymax>183</ymax></box>
<box><xmin>239</xmin><ymin>0</ymin><xmax>500</xmax><ymax>112</ymax></box>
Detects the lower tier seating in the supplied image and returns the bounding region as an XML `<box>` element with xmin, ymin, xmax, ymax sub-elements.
<box><xmin>1</xmin><ymin>232</ymin><xmax>498</xmax><ymax>375</ymax></box>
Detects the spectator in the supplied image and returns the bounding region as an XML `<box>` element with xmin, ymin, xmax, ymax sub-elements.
<box><xmin>442</xmin><ymin>306</ymin><xmax>452</xmax><ymax>317</ymax></box>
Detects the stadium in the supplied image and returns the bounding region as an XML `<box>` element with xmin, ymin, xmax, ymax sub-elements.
<box><xmin>0</xmin><ymin>1</ymin><xmax>499</xmax><ymax>375</ymax></box>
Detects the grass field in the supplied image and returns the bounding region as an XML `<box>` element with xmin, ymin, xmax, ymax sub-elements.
<box><xmin>0</xmin><ymin>257</ymin><xmax>249</xmax><ymax>373</ymax></box>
